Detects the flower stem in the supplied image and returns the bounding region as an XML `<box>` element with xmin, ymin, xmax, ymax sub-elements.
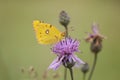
<box><xmin>69</xmin><ymin>68</ymin><xmax>74</xmax><ymax>80</ymax></box>
<box><xmin>83</xmin><ymin>73</ymin><xmax>86</xmax><ymax>80</ymax></box>
<box><xmin>64</xmin><ymin>25</ymin><xmax>68</xmax><ymax>80</ymax></box>
<box><xmin>88</xmin><ymin>54</ymin><xmax>98</xmax><ymax>80</ymax></box>
<box><xmin>64</xmin><ymin>68</ymin><xmax>67</xmax><ymax>80</ymax></box>
<box><xmin>65</xmin><ymin>26</ymin><xmax>68</xmax><ymax>37</ymax></box>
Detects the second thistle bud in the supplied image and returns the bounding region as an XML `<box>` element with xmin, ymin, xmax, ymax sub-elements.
<box><xmin>81</xmin><ymin>63</ymin><xmax>89</xmax><ymax>74</ymax></box>
<box><xmin>59</xmin><ymin>10</ymin><xmax>70</xmax><ymax>27</ymax></box>
<box><xmin>85</xmin><ymin>22</ymin><xmax>105</xmax><ymax>54</ymax></box>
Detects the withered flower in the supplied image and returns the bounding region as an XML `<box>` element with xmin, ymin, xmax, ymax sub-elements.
<box><xmin>85</xmin><ymin>23</ymin><xmax>105</xmax><ymax>54</ymax></box>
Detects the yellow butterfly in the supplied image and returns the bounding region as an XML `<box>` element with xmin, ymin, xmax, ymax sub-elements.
<box><xmin>33</xmin><ymin>20</ymin><xmax>65</xmax><ymax>44</ymax></box>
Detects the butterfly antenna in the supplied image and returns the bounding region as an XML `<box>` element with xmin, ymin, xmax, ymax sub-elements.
<box><xmin>68</xmin><ymin>26</ymin><xmax>75</xmax><ymax>32</ymax></box>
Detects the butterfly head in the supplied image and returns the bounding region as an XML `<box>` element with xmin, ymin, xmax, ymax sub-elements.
<box><xmin>61</xmin><ymin>32</ymin><xmax>66</xmax><ymax>37</ymax></box>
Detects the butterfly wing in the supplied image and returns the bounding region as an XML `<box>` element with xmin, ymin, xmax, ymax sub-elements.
<box><xmin>33</xmin><ymin>20</ymin><xmax>64</xmax><ymax>44</ymax></box>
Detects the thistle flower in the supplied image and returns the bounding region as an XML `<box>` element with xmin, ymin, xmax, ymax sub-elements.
<box><xmin>48</xmin><ymin>38</ymin><xmax>84</xmax><ymax>70</ymax></box>
<box><xmin>85</xmin><ymin>23</ymin><xmax>105</xmax><ymax>54</ymax></box>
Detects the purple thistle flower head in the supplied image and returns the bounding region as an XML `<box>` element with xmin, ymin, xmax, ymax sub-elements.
<box><xmin>52</xmin><ymin>37</ymin><xmax>80</xmax><ymax>55</ymax></box>
<box><xmin>48</xmin><ymin>38</ymin><xmax>84</xmax><ymax>70</ymax></box>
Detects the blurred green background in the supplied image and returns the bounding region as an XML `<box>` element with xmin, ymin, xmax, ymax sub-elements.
<box><xmin>0</xmin><ymin>0</ymin><xmax>120</xmax><ymax>80</ymax></box>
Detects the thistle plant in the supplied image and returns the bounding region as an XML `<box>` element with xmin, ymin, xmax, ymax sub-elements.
<box><xmin>48</xmin><ymin>37</ymin><xmax>84</xmax><ymax>80</ymax></box>
<box><xmin>59</xmin><ymin>10</ymin><xmax>70</xmax><ymax>80</ymax></box>
<box><xmin>85</xmin><ymin>23</ymin><xmax>105</xmax><ymax>80</ymax></box>
<box><xmin>50</xmin><ymin>11</ymin><xmax>84</xmax><ymax>80</ymax></box>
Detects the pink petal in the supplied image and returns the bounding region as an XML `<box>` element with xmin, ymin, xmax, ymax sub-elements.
<box><xmin>48</xmin><ymin>56</ymin><xmax>64</xmax><ymax>70</ymax></box>
<box><xmin>92</xmin><ymin>23</ymin><xmax>99</xmax><ymax>34</ymax></box>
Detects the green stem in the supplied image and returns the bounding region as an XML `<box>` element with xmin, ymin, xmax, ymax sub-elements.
<box><xmin>63</xmin><ymin>25</ymin><xmax>68</xmax><ymax>80</ymax></box>
<box><xmin>83</xmin><ymin>73</ymin><xmax>86</xmax><ymax>80</ymax></box>
<box><xmin>64</xmin><ymin>68</ymin><xmax>67</xmax><ymax>80</ymax></box>
<box><xmin>63</xmin><ymin>24</ymin><xmax>68</xmax><ymax>80</ymax></box>
<box><xmin>69</xmin><ymin>68</ymin><xmax>74</xmax><ymax>80</ymax></box>
<box><xmin>65</xmin><ymin>26</ymin><xmax>68</xmax><ymax>37</ymax></box>
<box><xmin>88</xmin><ymin>54</ymin><xmax>98</xmax><ymax>80</ymax></box>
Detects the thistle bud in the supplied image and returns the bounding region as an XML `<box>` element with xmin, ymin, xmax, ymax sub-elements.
<box><xmin>59</xmin><ymin>10</ymin><xmax>70</xmax><ymax>27</ymax></box>
<box><xmin>91</xmin><ymin>35</ymin><xmax>102</xmax><ymax>54</ymax></box>
<box><xmin>81</xmin><ymin>63</ymin><xmax>89</xmax><ymax>74</ymax></box>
